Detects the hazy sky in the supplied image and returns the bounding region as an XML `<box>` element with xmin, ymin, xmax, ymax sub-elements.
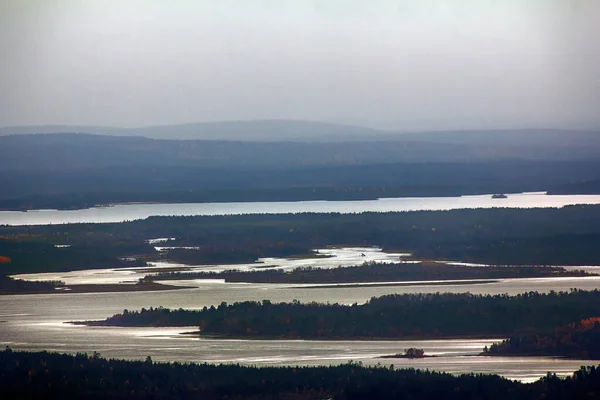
<box><xmin>1</xmin><ymin>0</ymin><xmax>599</xmax><ymax>130</ymax></box>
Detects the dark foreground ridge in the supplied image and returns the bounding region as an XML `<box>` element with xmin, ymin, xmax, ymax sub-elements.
<box><xmin>73</xmin><ymin>291</ymin><xmax>600</xmax><ymax>342</ymax></box>
<box><xmin>2</xmin><ymin>349</ymin><xmax>600</xmax><ymax>399</ymax></box>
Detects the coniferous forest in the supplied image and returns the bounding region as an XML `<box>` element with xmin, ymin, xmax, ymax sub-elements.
<box><xmin>2</xmin><ymin>348</ymin><xmax>600</xmax><ymax>400</ymax></box>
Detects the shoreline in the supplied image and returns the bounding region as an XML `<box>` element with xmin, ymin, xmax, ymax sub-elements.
<box><xmin>0</xmin><ymin>281</ymin><xmax>194</xmax><ymax>296</ymax></box>
<box><xmin>1</xmin><ymin>191</ymin><xmax>569</xmax><ymax>213</ymax></box>
<box><xmin>480</xmin><ymin>352</ymin><xmax>599</xmax><ymax>361</ymax></box>
<box><xmin>0</xmin><ymin>194</ymin><xmax>458</xmax><ymax>212</ymax></box>
<box><xmin>379</xmin><ymin>354</ymin><xmax>438</xmax><ymax>359</ymax></box>
<box><xmin>297</xmin><ymin>279</ymin><xmax>499</xmax><ymax>289</ymax></box>
<box><xmin>176</xmin><ymin>331</ymin><xmax>505</xmax><ymax>342</ymax></box>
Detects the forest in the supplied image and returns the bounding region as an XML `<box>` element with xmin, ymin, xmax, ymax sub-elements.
<box><xmin>73</xmin><ymin>290</ymin><xmax>600</xmax><ymax>340</ymax></box>
<box><xmin>0</xmin><ymin>274</ymin><xmax>62</xmax><ymax>294</ymax></box>
<box><xmin>485</xmin><ymin>317</ymin><xmax>600</xmax><ymax>359</ymax></box>
<box><xmin>4</xmin><ymin>206</ymin><xmax>600</xmax><ymax>274</ymax></box>
<box><xmin>145</xmin><ymin>262</ymin><xmax>592</xmax><ymax>284</ymax></box>
<box><xmin>2</xmin><ymin>132</ymin><xmax>600</xmax><ymax>210</ymax></box>
<box><xmin>2</xmin><ymin>348</ymin><xmax>600</xmax><ymax>399</ymax></box>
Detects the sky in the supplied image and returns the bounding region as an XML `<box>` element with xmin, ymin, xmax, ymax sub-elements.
<box><xmin>1</xmin><ymin>0</ymin><xmax>599</xmax><ymax>131</ymax></box>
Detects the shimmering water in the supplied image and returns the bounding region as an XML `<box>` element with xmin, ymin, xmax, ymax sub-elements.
<box><xmin>1</xmin><ymin>271</ymin><xmax>599</xmax><ymax>382</ymax></box>
<box><xmin>3</xmin><ymin>192</ymin><xmax>600</xmax><ymax>225</ymax></box>
<box><xmin>13</xmin><ymin>247</ymin><xmax>408</xmax><ymax>285</ymax></box>
<box><xmin>2</xmin><ymin>320</ymin><xmax>581</xmax><ymax>384</ymax></box>
<box><xmin>3</xmin><ymin>247</ymin><xmax>600</xmax><ymax>381</ymax></box>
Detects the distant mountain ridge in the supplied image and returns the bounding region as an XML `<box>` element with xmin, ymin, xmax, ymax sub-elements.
<box><xmin>2</xmin><ymin>119</ymin><xmax>598</xmax><ymax>144</ymax></box>
<box><xmin>0</xmin><ymin>120</ymin><xmax>386</xmax><ymax>142</ymax></box>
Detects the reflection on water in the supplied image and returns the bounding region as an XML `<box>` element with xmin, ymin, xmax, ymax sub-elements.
<box><xmin>3</xmin><ymin>192</ymin><xmax>600</xmax><ymax>225</ymax></box>
<box><xmin>12</xmin><ymin>247</ymin><xmax>408</xmax><ymax>285</ymax></box>
<box><xmin>1</xmin><ymin>273</ymin><xmax>600</xmax><ymax>382</ymax></box>
<box><xmin>13</xmin><ymin>246</ymin><xmax>600</xmax><ymax>291</ymax></box>
<box><xmin>3</xmin><ymin>276</ymin><xmax>600</xmax><ymax>324</ymax></box>
<box><xmin>4</xmin><ymin>245</ymin><xmax>600</xmax><ymax>382</ymax></box>
<box><xmin>0</xmin><ymin>320</ymin><xmax>593</xmax><ymax>383</ymax></box>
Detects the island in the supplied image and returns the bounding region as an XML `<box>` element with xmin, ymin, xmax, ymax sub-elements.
<box><xmin>380</xmin><ymin>348</ymin><xmax>436</xmax><ymax>359</ymax></box>
<box><xmin>71</xmin><ymin>290</ymin><xmax>600</xmax><ymax>340</ymax></box>
<box><xmin>0</xmin><ymin>274</ymin><xmax>63</xmax><ymax>295</ymax></box>
<box><xmin>142</xmin><ymin>261</ymin><xmax>593</xmax><ymax>285</ymax></box>
<box><xmin>0</xmin><ymin>274</ymin><xmax>191</xmax><ymax>296</ymax></box>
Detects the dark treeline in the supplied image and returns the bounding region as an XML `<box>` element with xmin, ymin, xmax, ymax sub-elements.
<box><xmin>0</xmin><ymin>274</ymin><xmax>62</xmax><ymax>294</ymax></box>
<box><xmin>0</xmin><ymin>186</ymin><xmax>474</xmax><ymax>212</ymax></box>
<box><xmin>4</xmin><ymin>349</ymin><xmax>600</xmax><ymax>399</ymax></box>
<box><xmin>0</xmin><ymin>240</ymin><xmax>149</xmax><ymax>274</ymax></box>
<box><xmin>485</xmin><ymin>317</ymin><xmax>600</xmax><ymax>359</ymax></box>
<box><xmin>4</xmin><ymin>206</ymin><xmax>600</xmax><ymax>274</ymax></box>
<box><xmin>162</xmin><ymin>245</ymin><xmax>310</xmax><ymax>266</ymax></box>
<box><xmin>146</xmin><ymin>262</ymin><xmax>592</xmax><ymax>284</ymax></box>
<box><xmin>75</xmin><ymin>291</ymin><xmax>600</xmax><ymax>339</ymax></box>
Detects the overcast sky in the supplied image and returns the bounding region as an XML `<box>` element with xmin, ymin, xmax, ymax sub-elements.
<box><xmin>1</xmin><ymin>0</ymin><xmax>599</xmax><ymax>130</ymax></box>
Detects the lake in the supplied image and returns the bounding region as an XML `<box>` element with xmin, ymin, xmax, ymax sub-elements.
<box><xmin>2</xmin><ymin>268</ymin><xmax>600</xmax><ymax>382</ymax></box>
<box><xmin>2</xmin><ymin>192</ymin><xmax>600</xmax><ymax>225</ymax></box>
<box><xmin>5</xmin><ymin>246</ymin><xmax>599</xmax><ymax>382</ymax></box>
<box><xmin>2</xmin><ymin>279</ymin><xmax>599</xmax><ymax>382</ymax></box>
<box><xmin>3</xmin><ymin>223</ymin><xmax>600</xmax><ymax>382</ymax></box>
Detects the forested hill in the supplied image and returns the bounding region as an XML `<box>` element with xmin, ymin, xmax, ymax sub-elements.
<box><xmin>6</xmin><ymin>133</ymin><xmax>445</xmax><ymax>170</ymax></box>
<box><xmin>2</xmin><ymin>120</ymin><xmax>598</xmax><ymax>145</ymax></box>
<box><xmin>3</xmin><ymin>160</ymin><xmax>600</xmax><ymax>208</ymax></box>
<box><xmin>0</xmin><ymin>120</ymin><xmax>383</xmax><ymax>141</ymax></box>
<box><xmin>2</xmin><ymin>129</ymin><xmax>600</xmax><ymax>208</ymax></box>
<box><xmin>2</xmin><ymin>129</ymin><xmax>600</xmax><ymax>171</ymax></box>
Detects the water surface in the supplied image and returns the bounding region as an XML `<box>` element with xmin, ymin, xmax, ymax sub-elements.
<box><xmin>3</xmin><ymin>192</ymin><xmax>600</xmax><ymax>225</ymax></box>
<box><xmin>0</xmin><ymin>316</ymin><xmax>593</xmax><ymax>383</ymax></box>
<box><xmin>3</xmin><ymin>240</ymin><xmax>600</xmax><ymax>381</ymax></box>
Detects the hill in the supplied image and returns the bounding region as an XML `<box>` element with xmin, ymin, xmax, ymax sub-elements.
<box><xmin>0</xmin><ymin>120</ymin><xmax>384</xmax><ymax>142</ymax></box>
<box><xmin>1</xmin><ymin>127</ymin><xmax>600</xmax><ymax>208</ymax></box>
<box><xmin>1</xmin><ymin>119</ymin><xmax>599</xmax><ymax>149</ymax></box>
<box><xmin>2</xmin><ymin>128</ymin><xmax>600</xmax><ymax>171</ymax></box>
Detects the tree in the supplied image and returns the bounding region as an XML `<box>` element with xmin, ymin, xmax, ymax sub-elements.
<box><xmin>404</xmin><ymin>348</ymin><xmax>425</xmax><ymax>358</ymax></box>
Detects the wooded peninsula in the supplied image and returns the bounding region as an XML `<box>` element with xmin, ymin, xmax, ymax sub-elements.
<box><xmin>73</xmin><ymin>291</ymin><xmax>600</xmax><ymax>344</ymax></box>
<box><xmin>144</xmin><ymin>261</ymin><xmax>593</xmax><ymax>284</ymax></box>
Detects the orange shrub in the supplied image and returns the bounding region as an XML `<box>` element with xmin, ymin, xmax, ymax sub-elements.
<box><xmin>579</xmin><ymin>317</ymin><xmax>600</xmax><ymax>331</ymax></box>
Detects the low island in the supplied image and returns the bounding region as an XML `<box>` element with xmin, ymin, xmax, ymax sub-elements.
<box><xmin>72</xmin><ymin>290</ymin><xmax>600</xmax><ymax>341</ymax></box>
<box><xmin>143</xmin><ymin>261</ymin><xmax>594</xmax><ymax>285</ymax></box>
<box><xmin>380</xmin><ymin>348</ymin><xmax>436</xmax><ymax>359</ymax></box>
